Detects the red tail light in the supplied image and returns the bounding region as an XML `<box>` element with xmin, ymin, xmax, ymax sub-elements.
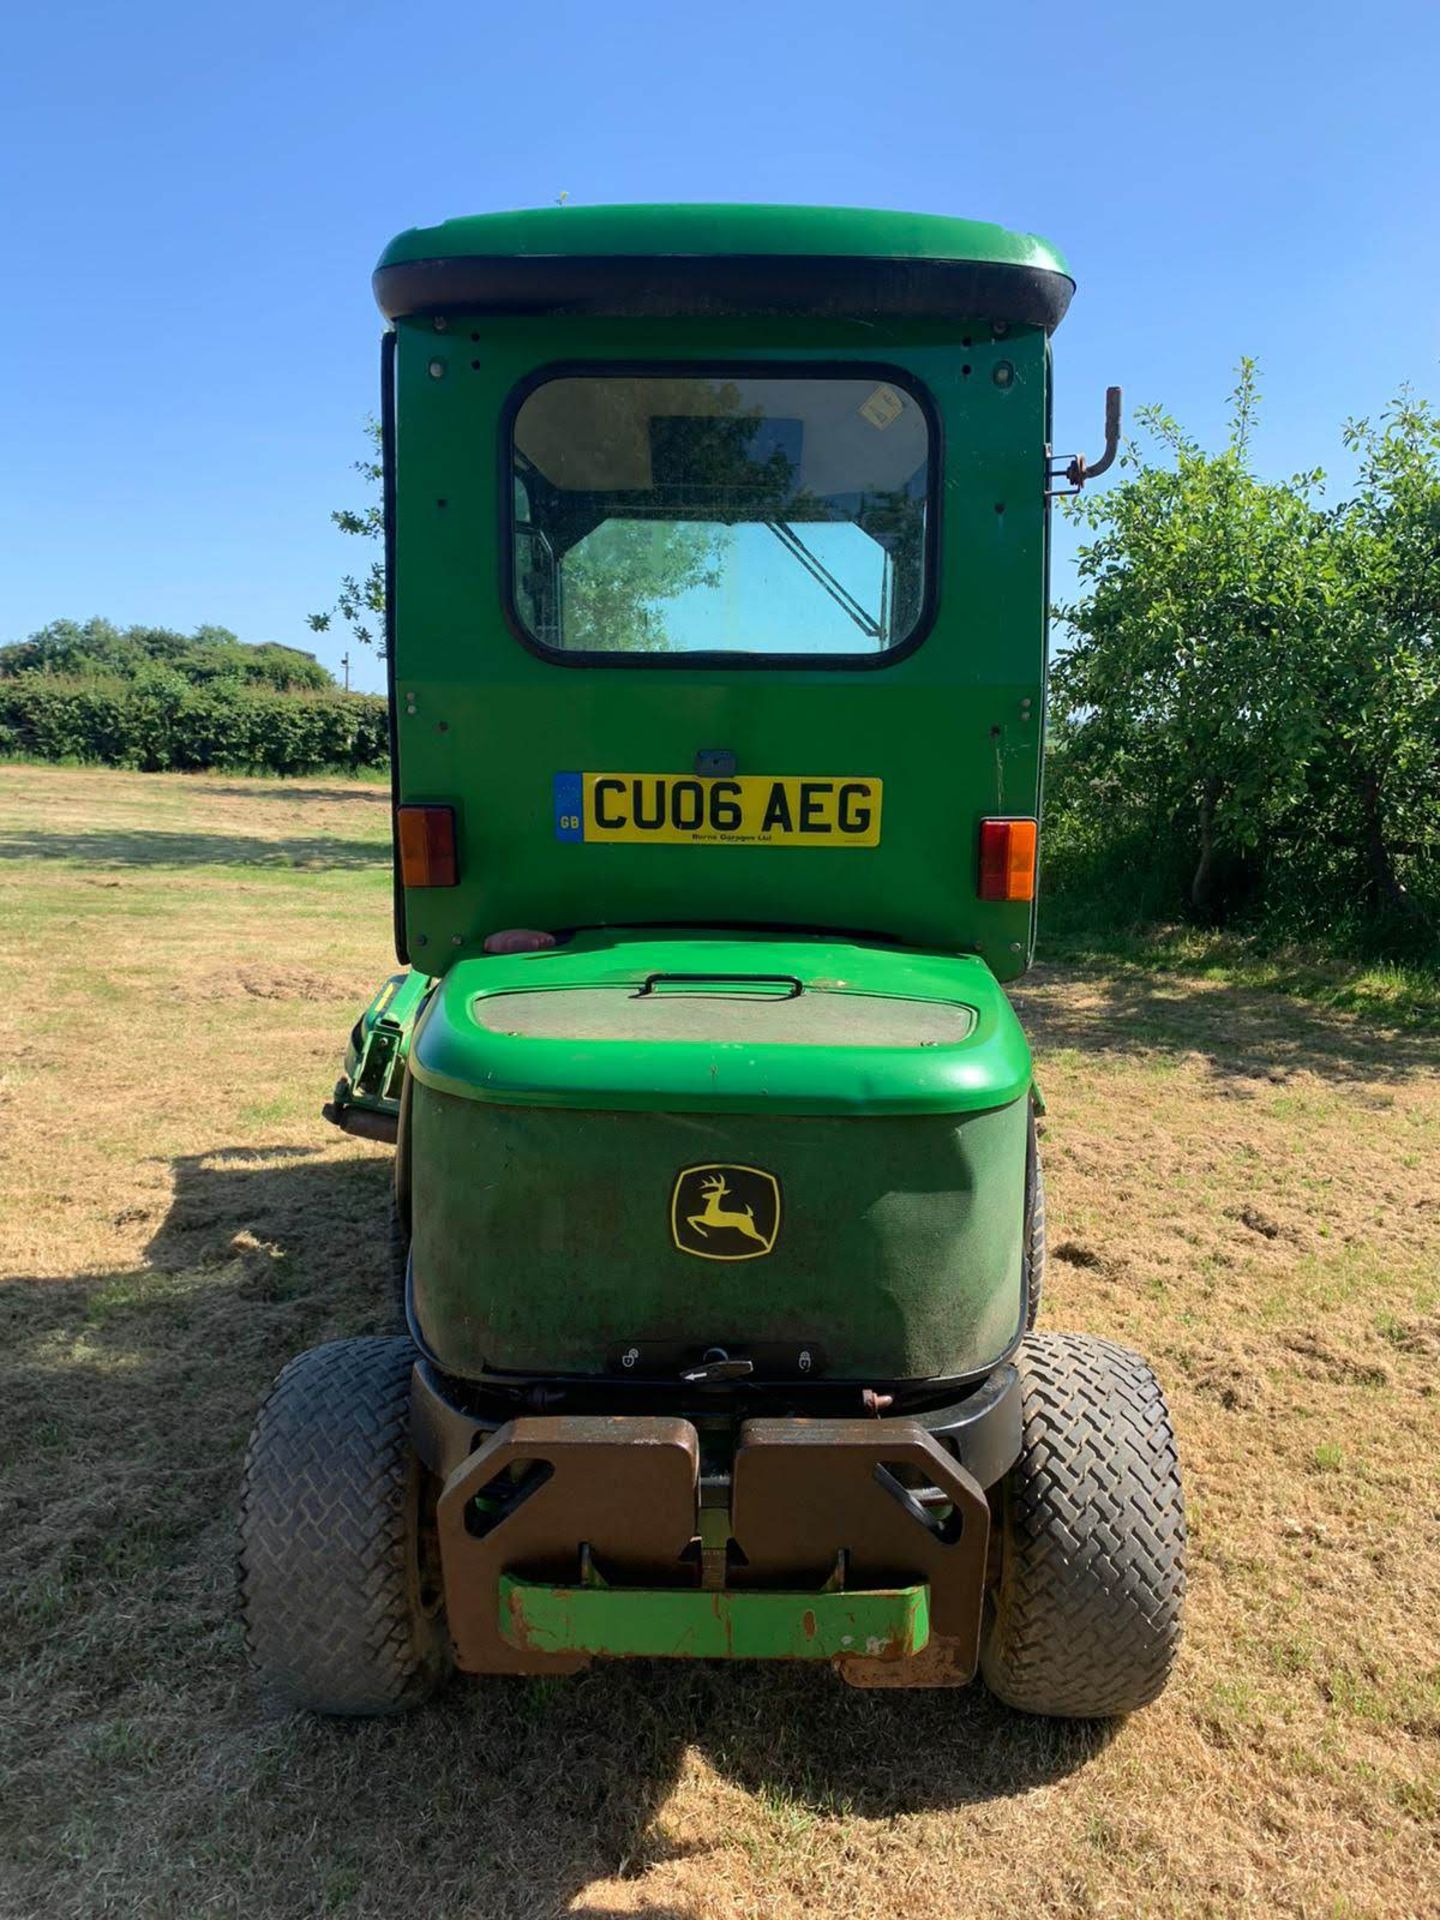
<box><xmin>397</xmin><ymin>805</ymin><xmax>458</xmax><ymax>888</ymax></box>
<box><xmin>978</xmin><ymin>817</ymin><xmax>1037</xmax><ymax>902</ymax></box>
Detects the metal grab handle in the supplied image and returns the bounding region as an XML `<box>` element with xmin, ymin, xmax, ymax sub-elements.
<box><xmin>634</xmin><ymin>972</ymin><xmax>804</xmax><ymax>998</ymax></box>
<box><xmin>1048</xmin><ymin>386</ymin><xmax>1123</xmax><ymax>497</ymax></box>
<box><xmin>1082</xmin><ymin>386</ymin><xmax>1124</xmax><ymax>481</ymax></box>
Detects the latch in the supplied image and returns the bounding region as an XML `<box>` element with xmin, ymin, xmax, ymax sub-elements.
<box><xmin>682</xmin><ymin>1348</ymin><xmax>756</xmax><ymax>1385</ymax></box>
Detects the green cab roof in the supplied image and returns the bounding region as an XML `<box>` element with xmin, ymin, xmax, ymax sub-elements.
<box><xmin>374</xmin><ymin>203</ymin><xmax>1074</xmax><ymax>331</ymax></box>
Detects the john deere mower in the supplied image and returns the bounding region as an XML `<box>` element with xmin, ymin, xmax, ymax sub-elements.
<box><xmin>240</xmin><ymin>204</ymin><xmax>1185</xmax><ymax>1716</ymax></box>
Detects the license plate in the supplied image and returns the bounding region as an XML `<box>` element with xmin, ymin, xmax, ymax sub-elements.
<box><xmin>553</xmin><ymin>772</ymin><xmax>882</xmax><ymax>847</ymax></box>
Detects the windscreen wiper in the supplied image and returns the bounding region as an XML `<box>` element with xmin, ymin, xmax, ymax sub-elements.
<box><xmin>764</xmin><ymin>521</ymin><xmax>883</xmax><ymax>641</ymax></box>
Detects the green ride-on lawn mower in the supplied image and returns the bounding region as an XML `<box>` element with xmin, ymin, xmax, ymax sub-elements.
<box><xmin>240</xmin><ymin>204</ymin><xmax>1185</xmax><ymax>1717</ymax></box>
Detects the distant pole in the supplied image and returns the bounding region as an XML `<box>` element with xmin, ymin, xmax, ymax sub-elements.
<box><xmin>340</xmin><ymin>651</ymin><xmax>351</xmax><ymax>691</ymax></box>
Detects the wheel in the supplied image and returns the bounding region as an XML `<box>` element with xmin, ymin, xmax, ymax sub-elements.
<box><xmin>1024</xmin><ymin>1101</ymin><xmax>1046</xmax><ymax>1329</ymax></box>
<box><xmin>239</xmin><ymin>1336</ymin><xmax>450</xmax><ymax>1715</ymax></box>
<box><xmin>981</xmin><ymin>1331</ymin><xmax>1185</xmax><ymax>1717</ymax></box>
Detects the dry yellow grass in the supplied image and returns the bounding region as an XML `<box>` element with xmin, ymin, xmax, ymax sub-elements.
<box><xmin>1</xmin><ymin>761</ymin><xmax>1437</xmax><ymax>1920</ymax></box>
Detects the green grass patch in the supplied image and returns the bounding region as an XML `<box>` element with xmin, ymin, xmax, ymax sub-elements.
<box><xmin>1038</xmin><ymin>910</ymin><xmax>1440</xmax><ymax>1029</ymax></box>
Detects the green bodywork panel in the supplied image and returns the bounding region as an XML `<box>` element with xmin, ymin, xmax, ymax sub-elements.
<box><xmin>410</xmin><ymin>1089</ymin><xmax>1027</xmax><ymax>1382</ymax></box>
<box><xmin>405</xmin><ymin>928</ymin><xmax>1029</xmax><ymax>1380</ymax></box>
<box><xmin>498</xmin><ymin>1572</ymin><xmax>929</xmax><ymax>1660</ymax></box>
<box><xmin>408</xmin><ymin>931</ymin><xmax>1031</xmax><ymax>1116</ymax></box>
<box><xmin>378</xmin><ymin>202</ymin><xmax>1070</xmax><ymax>279</ymax></box>
<box><xmin>389</xmin><ymin>311</ymin><xmax>1049</xmax><ymax>978</ymax></box>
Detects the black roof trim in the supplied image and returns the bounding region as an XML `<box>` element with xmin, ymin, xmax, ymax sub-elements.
<box><xmin>373</xmin><ymin>253</ymin><xmax>1074</xmax><ymax>331</ymax></box>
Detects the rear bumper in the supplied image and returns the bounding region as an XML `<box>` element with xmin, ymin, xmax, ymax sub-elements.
<box><xmin>414</xmin><ymin>1373</ymin><xmax>1016</xmax><ymax>1687</ymax></box>
<box><xmin>500</xmin><ymin>1575</ymin><xmax>930</xmax><ymax>1661</ymax></box>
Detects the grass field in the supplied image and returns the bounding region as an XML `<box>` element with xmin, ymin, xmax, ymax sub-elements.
<box><xmin>1</xmin><ymin>762</ymin><xmax>1437</xmax><ymax>1920</ymax></box>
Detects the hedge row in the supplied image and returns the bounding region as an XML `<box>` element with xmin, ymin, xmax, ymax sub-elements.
<box><xmin>0</xmin><ymin>674</ymin><xmax>389</xmax><ymax>775</ymax></box>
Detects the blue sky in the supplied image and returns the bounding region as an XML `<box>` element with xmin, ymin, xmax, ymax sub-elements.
<box><xmin>2</xmin><ymin>0</ymin><xmax>1437</xmax><ymax>695</ymax></box>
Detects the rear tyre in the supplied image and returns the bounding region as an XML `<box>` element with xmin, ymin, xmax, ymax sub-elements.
<box><xmin>239</xmin><ymin>1336</ymin><xmax>450</xmax><ymax>1716</ymax></box>
<box><xmin>981</xmin><ymin>1332</ymin><xmax>1185</xmax><ymax>1718</ymax></box>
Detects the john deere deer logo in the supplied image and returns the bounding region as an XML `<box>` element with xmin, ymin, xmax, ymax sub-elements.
<box><xmin>671</xmin><ymin>1164</ymin><xmax>781</xmax><ymax>1262</ymax></box>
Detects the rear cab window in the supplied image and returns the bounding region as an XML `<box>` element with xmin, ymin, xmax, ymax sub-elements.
<box><xmin>508</xmin><ymin>369</ymin><xmax>936</xmax><ymax>663</ymax></box>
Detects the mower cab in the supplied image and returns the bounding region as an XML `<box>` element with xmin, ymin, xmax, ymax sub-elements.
<box><xmin>248</xmin><ymin>206</ymin><xmax>1184</xmax><ymax>1716</ymax></box>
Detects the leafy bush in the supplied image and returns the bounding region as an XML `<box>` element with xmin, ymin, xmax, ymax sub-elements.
<box><xmin>0</xmin><ymin>617</ymin><xmax>385</xmax><ymax>774</ymax></box>
<box><xmin>0</xmin><ymin>673</ymin><xmax>388</xmax><ymax>775</ymax></box>
<box><xmin>1048</xmin><ymin>368</ymin><xmax>1440</xmax><ymax>961</ymax></box>
<box><xmin>0</xmin><ymin>619</ymin><xmax>335</xmax><ymax>694</ymax></box>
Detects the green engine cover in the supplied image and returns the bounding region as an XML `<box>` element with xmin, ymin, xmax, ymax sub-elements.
<box><xmin>406</xmin><ymin>932</ymin><xmax>1030</xmax><ymax>1384</ymax></box>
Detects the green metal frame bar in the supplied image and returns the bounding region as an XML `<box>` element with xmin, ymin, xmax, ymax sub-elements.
<box><xmin>498</xmin><ymin>1575</ymin><xmax>931</xmax><ymax>1661</ymax></box>
<box><xmin>324</xmin><ymin>969</ymin><xmax>433</xmax><ymax>1137</ymax></box>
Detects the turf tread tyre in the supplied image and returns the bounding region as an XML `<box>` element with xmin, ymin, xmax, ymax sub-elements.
<box><xmin>982</xmin><ymin>1331</ymin><xmax>1185</xmax><ymax>1717</ymax></box>
<box><xmin>239</xmin><ymin>1336</ymin><xmax>448</xmax><ymax>1716</ymax></box>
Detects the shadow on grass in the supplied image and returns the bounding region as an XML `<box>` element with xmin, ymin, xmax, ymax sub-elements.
<box><xmin>195</xmin><ymin>782</ymin><xmax>391</xmax><ymax>806</ymax></box>
<box><xmin>1013</xmin><ymin>959</ymin><xmax>1440</xmax><ymax>1087</ymax></box>
<box><xmin>0</xmin><ymin>827</ymin><xmax>388</xmax><ymax>869</ymax></box>
<box><xmin>2</xmin><ymin>1146</ymin><xmax>1111</xmax><ymax>1920</ymax></box>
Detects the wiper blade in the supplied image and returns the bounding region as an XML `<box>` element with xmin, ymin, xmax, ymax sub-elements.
<box><xmin>764</xmin><ymin>521</ymin><xmax>883</xmax><ymax>641</ymax></box>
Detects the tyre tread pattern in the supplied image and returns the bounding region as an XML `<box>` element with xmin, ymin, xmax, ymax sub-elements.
<box><xmin>239</xmin><ymin>1336</ymin><xmax>447</xmax><ymax>1716</ymax></box>
<box><xmin>982</xmin><ymin>1331</ymin><xmax>1185</xmax><ymax>1717</ymax></box>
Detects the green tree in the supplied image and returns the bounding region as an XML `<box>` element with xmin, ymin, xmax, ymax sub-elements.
<box><xmin>0</xmin><ymin>618</ymin><xmax>333</xmax><ymax>693</ymax></box>
<box><xmin>308</xmin><ymin>419</ymin><xmax>386</xmax><ymax>654</ymax></box>
<box><xmin>1320</xmin><ymin>395</ymin><xmax>1440</xmax><ymax>934</ymax></box>
<box><xmin>559</xmin><ymin>520</ymin><xmax>724</xmax><ymax>651</ymax></box>
<box><xmin>1052</xmin><ymin>364</ymin><xmax>1333</xmax><ymax>919</ymax></box>
<box><xmin>1048</xmin><ymin>364</ymin><xmax>1438</xmax><ymax>953</ymax></box>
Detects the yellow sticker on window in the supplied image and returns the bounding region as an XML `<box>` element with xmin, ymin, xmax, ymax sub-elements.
<box><xmin>553</xmin><ymin>773</ymin><xmax>882</xmax><ymax>847</ymax></box>
<box><xmin>859</xmin><ymin>384</ymin><xmax>904</xmax><ymax>430</ymax></box>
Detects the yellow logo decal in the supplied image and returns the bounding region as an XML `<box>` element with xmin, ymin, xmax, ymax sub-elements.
<box><xmin>671</xmin><ymin>1164</ymin><xmax>782</xmax><ymax>1262</ymax></box>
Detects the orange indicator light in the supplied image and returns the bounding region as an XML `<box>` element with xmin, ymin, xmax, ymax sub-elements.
<box><xmin>397</xmin><ymin>805</ymin><xmax>458</xmax><ymax>888</ymax></box>
<box><xmin>978</xmin><ymin>817</ymin><xmax>1037</xmax><ymax>902</ymax></box>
